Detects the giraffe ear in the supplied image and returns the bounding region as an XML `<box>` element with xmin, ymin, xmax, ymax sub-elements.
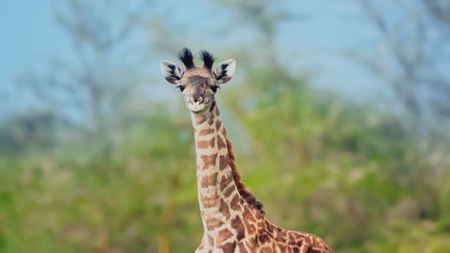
<box><xmin>160</xmin><ymin>60</ymin><xmax>182</xmax><ymax>85</ymax></box>
<box><xmin>214</xmin><ymin>59</ymin><xmax>236</xmax><ymax>84</ymax></box>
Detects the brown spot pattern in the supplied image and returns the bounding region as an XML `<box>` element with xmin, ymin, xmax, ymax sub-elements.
<box><xmin>238</xmin><ymin>242</ymin><xmax>248</xmax><ymax>253</ymax></box>
<box><xmin>199</xmin><ymin>128</ymin><xmax>214</xmax><ymax>136</ymax></box>
<box><xmin>214</xmin><ymin>106</ymin><xmax>220</xmax><ymax>116</ymax></box>
<box><xmin>221</xmin><ymin>241</ymin><xmax>236</xmax><ymax>253</ymax></box>
<box><xmin>215</xmin><ymin>120</ymin><xmax>221</xmax><ymax>130</ymax></box>
<box><xmin>209</xmin><ymin>137</ymin><xmax>216</xmax><ymax>148</ymax></box>
<box><xmin>219</xmin><ymin>155</ymin><xmax>228</xmax><ymax>171</ymax></box>
<box><xmin>218</xmin><ymin>198</ymin><xmax>230</xmax><ymax>218</ymax></box>
<box><xmin>231</xmin><ymin>216</ymin><xmax>246</xmax><ymax>241</ymax></box>
<box><xmin>230</xmin><ymin>194</ymin><xmax>239</xmax><ymax>208</ymax></box>
<box><xmin>200</xmin><ymin>172</ymin><xmax>218</xmax><ymax>187</ymax></box>
<box><xmin>217</xmin><ymin>135</ymin><xmax>227</xmax><ymax>149</ymax></box>
<box><xmin>195</xmin><ymin>115</ymin><xmax>207</xmax><ymax>124</ymax></box>
<box><xmin>216</xmin><ymin>229</ymin><xmax>233</xmax><ymax>245</ymax></box>
<box><xmin>223</xmin><ymin>184</ymin><xmax>235</xmax><ymax>197</ymax></box>
<box><xmin>243</xmin><ymin>206</ymin><xmax>257</xmax><ymax>224</ymax></box>
<box><xmin>245</xmin><ymin>221</ymin><xmax>256</xmax><ymax>235</ymax></box>
<box><xmin>197</xmin><ymin>140</ymin><xmax>210</xmax><ymax>149</ymax></box>
<box><xmin>219</xmin><ymin>174</ymin><xmax>233</xmax><ymax>190</ymax></box>
<box><xmin>258</xmin><ymin>234</ymin><xmax>270</xmax><ymax>244</ymax></box>
<box><xmin>200</xmin><ymin>154</ymin><xmax>217</xmax><ymax>168</ymax></box>
<box><xmin>201</xmin><ymin>191</ymin><xmax>218</xmax><ymax>208</ymax></box>
<box><xmin>206</xmin><ymin>217</ymin><xmax>224</xmax><ymax>231</ymax></box>
<box><xmin>245</xmin><ymin>238</ymin><xmax>257</xmax><ymax>250</ymax></box>
<box><xmin>261</xmin><ymin>245</ymin><xmax>274</xmax><ymax>253</ymax></box>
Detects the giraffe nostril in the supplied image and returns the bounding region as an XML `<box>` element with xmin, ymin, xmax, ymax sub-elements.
<box><xmin>193</xmin><ymin>96</ymin><xmax>204</xmax><ymax>103</ymax></box>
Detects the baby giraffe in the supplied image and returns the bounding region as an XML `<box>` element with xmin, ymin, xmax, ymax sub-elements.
<box><xmin>160</xmin><ymin>48</ymin><xmax>332</xmax><ymax>253</ymax></box>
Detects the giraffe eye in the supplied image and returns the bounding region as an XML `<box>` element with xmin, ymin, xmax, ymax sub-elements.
<box><xmin>178</xmin><ymin>85</ymin><xmax>185</xmax><ymax>92</ymax></box>
<box><xmin>210</xmin><ymin>85</ymin><xmax>219</xmax><ymax>93</ymax></box>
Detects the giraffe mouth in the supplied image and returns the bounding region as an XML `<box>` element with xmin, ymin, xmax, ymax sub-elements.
<box><xmin>188</xmin><ymin>101</ymin><xmax>211</xmax><ymax>114</ymax></box>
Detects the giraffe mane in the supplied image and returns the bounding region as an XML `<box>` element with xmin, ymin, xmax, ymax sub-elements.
<box><xmin>199</xmin><ymin>50</ymin><xmax>215</xmax><ymax>69</ymax></box>
<box><xmin>224</xmin><ymin>131</ymin><xmax>265</xmax><ymax>214</ymax></box>
<box><xmin>178</xmin><ymin>47</ymin><xmax>194</xmax><ymax>69</ymax></box>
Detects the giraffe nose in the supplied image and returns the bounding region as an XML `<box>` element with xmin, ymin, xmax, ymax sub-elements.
<box><xmin>193</xmin><ymin>95</ymin><xmax>203</xmax><ymax>103</ymax></box>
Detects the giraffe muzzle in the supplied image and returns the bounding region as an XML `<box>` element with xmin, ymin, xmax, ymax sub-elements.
<box><xmin>187</xmin><ymin>96</ymin><xmax>211</xmax><ymax>113</ymax></box>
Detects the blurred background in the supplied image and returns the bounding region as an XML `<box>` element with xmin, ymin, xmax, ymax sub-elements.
<box><xmin>1</xmin><ymin>0</ymin><xmax>450</xmax><ymax>252</ymax></box>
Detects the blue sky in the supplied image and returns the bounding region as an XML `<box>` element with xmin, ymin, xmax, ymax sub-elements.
<box><xmin>0</xmin><ymin>0</ymin><xmax>387</xmax><ymax>118</ymax></box>
<box><xmin>0</xmin><ymin>1</ymin><xmax>59</xmax><ymax>77</ymax></box>
<box><xmin>0</xmin><ymin>0</ymin><xmax>72</xmax><ymax>116</ymax></box>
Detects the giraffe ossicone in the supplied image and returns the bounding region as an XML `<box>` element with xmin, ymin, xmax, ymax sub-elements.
<box><xmin>160</xmin><ymin>48</ymin><xmax>332</xmax><ymax>253</ymax></box>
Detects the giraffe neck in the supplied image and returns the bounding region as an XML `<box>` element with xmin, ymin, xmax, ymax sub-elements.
<box><xmin>191</xmin><ymin>102</ymin><xmax>244</xmax><ymax>237</ymax></box>
<box><xmin>189</xmin><ymin>102</ymin><xmax>333</xmax><ymax>252</ymax></box>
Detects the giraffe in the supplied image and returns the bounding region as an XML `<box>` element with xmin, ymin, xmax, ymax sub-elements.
<box><xmin>160</xmin><ymin>48</ymin><xmax>333</xmax><ymax>253</ymax></box>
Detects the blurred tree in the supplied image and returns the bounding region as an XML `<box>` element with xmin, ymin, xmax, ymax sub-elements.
<box><xmin>356</xmin><ymin>0</ymin><xmax>450</xmax><ymax>142</ymax></box>
<box><xmin>214</xmin><ymin>0</ymin><xmax>307</xmax><ymax>67</ymax></box>
<box><xmin>16</xmin><ymin>0</ymin><xmax>150</xmax><ymax>156</ymax></box>
<box><xmin>0</xmin><ymin>111</ymin><xmax>64</xmax><ymax>155</ymax></box>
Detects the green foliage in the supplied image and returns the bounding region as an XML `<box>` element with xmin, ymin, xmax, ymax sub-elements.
<box><xmin>0</xmin><ymin>68</ymin><xmax>449</xmax><ymax>253</ymax></box>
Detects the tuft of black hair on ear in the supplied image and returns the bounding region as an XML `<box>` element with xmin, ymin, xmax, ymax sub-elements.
<box><xmin>177</xmin><ymin>48</ymin><xmax>194</xmax><ymax>69</ymax></box>
<box><xmin>199</xmin><ymin>50</ymin><xmax>215</xmax><ymax>69</ymax></box>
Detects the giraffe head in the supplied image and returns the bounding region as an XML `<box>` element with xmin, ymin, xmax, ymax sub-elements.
<box><xmin>160</xmin><ymin>48</ymin><xmax>236</xmax><ymax>114</ymax></box>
